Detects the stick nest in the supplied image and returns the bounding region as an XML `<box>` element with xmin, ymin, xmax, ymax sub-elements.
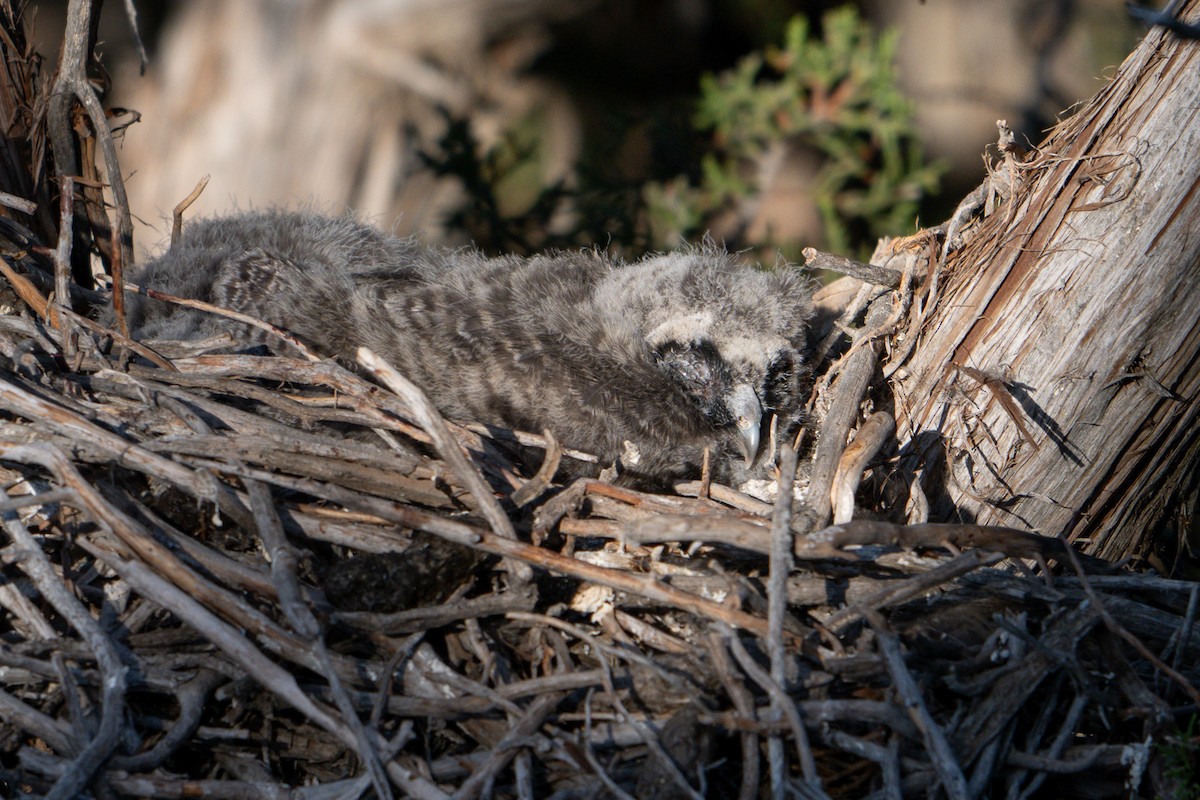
<box><xmin>0</xmin><ymin>266</ymin><xmax>1196</xmax><ymax>799</ymax></box>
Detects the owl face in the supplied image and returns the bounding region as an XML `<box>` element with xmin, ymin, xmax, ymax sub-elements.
<box><xmin>647</xmin><ymin>339</ymin><xmax>755</xmax><ymax>461</ymax></box>
<box><xmin>647</xmin><ymin>316</ymin><xmax>803</xmax><ymax>470</ymax></box>
<box><xmin>603</xmin><ymin>251</ymin><xmax>808</xmax><ymax>472</ymax></box>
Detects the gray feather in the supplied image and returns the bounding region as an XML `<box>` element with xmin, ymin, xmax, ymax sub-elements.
<box><xmin>122</xmin><ymin>210</ymin><xmax>813</xmax><ymax>486</ymax></box>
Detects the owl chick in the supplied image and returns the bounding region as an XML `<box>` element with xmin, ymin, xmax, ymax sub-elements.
<box><xmin>123</xmin><ymin>211</ymin><xmax>812</xmax><ymax>487</ymax></box>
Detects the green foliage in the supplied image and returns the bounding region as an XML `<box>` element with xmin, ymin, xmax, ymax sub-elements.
<box><xmin>422</xmin><ymin>6</ymin><xmax>943</xmax><ymax>258</ymax></box>
<box><xmin>659</xmin><ymin>6</ymin><xmax>943</xmax><ymax>254</ymax></box>
<box><xmin>1158</xmin><ymin>715</ymin><xmax>1200</xmax><ymax>800</ymax></box>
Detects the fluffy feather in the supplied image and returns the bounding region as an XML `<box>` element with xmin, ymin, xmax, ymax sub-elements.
<box><xmin>123</xmin><ymin>210</ymin><xmax>813</xmax><ymax>486</ymax></box>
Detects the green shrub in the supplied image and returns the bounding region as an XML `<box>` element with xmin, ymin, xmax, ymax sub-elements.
<box><xmin>423</xmin><ymin>6</ymin><xmax>943</xmax><ymax>258</ymax></box>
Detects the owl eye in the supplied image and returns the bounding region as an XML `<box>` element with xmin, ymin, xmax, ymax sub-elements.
<box><xmin>652</xmin><ymin>340</ymin><xmax>736</xmax><ymax>425</ymax></box>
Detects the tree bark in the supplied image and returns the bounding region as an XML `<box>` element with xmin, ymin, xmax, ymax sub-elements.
<box><xmin>890</xmin><ymin>5</ymin><xmax>1200</xmax><ymax>562</ymax></box>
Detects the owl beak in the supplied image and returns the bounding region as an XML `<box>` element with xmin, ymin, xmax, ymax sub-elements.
<box><xmin>730</xmin><ymin>384</ymin><xmax>762</xmax><ymax>467</ymax></box>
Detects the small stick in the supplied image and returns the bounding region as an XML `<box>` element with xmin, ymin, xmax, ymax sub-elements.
<box><xmin>0</xmin><ymin>191</ymin><xmax>37</xmax><ymax>214</ymax></box>
<box><xmin>823</xmin><ymin>549</ymin><xmax>1005</xmax><ymax>632</ymax></box>
<box><xmin>596</xmin><ymin>660</ymin><xmax>704</xmax><ymax>800</ymax></box>
<box><xmin>2</xmin><ymin>509</ymin><xmax>127</xmax><ymax>800</ymax></box>
<box><xmin>723</xmin><ymin>627</ymin><xmax>825</xmax><ymax>798</ymax></box>
<box><xmin>109</xmin><ymin>668</ymin><xmax>225</xmax><ymax>773</ymax></box>
<box><xmin>830</xmin><ymin>411</ymin><xmax>895</xmax><ymax>524</ymax></box>
<box><xmin>905</xmin><ymin>468</ymin><xmax>930</xmax><ymax>524</ymax></box>
<box><xmin>171</xmin><ymin>174</ymin><xmax>210</xmax><ymax>248</ymax></box>
<box><xmin>451</xmin><ymin>692</ymin><xmax>564</xmax><ymax>800</ymax></box>
<box><xmin>67</xmin><ymin>308</ymin><xmax>179</xmax><ymax>371</ymax></box>
<box><xmin>801</xmin><ymin>294</ymin><xmax>892</xmax><ymax>531</ymax></box>
<box><xmin>705</xmin><ymin>635</ymin><xmax>760</xmax><ymax>800</ymax></box>
<box><xmin>1056</xmin><ymin>533</ymin><xmax>1200</xmax><ymax>708</ymax></box>
<box><xmin>767</xmin><ymin>444</ymin><xmax>812</xmax><ymax>795</ymax></box>
<box><xmin>125</xmin><ymin>281</ymin><xmax>322</xmax><ymax>362</ymax></box>
<box><xmin>358</xmin><ymin>346</ymin><xmax>533</xmax><ymax>584</ymax></box>
<box><xmin>620</xmin><ymin>514</ymin><xmax>772</xmax><ymax>556</ymax></box>
<box><xmin>48</xmin><ymin>0</ymin><xmax>135</xmax><ymax>319</ymax></box>
<box><xmin>74</xmin><ymin>538</ymin><xmax>354</xmax><ymax>750</ymax></box>
<box><xmin>795</xmin><ymin>519</ymin><xmax>1104</xmax><ymax>567</ymax></box>
<box><xmin>511</xmin><ymin>428</ymin><xmax>562</xmax><ymax>508</ymax></box>
<box><xmin>864</xmin><ymin>608</ymin><xmax>970</xmax><ymax>800</ymax></box>
<box><xmin>1170</xmin><ymin>583</ymin><xmax>1199</xmax><ymax>678</ymax></box>
<box><xmin>53</xmin><ymin>177</ymin><xmax>75</xmax><ymax>355</ymax></box>
<box><xmin>120</xmin><ymin>0</ymin><xmax>149</xmax><ymax>72</ymax></box>
<box><xmin>0</xmin><ymin>255</ymin><xmax>59</xmax><ymax>326</ymax></box>
<box><xmin>110</xmin><ymin>201</ymin><xmax>129</xmax><ymax>338</ymax></box>
<box><xmin>803</xmin><ymin>247</ymin><xmax>903</xmax><ymax>288</ymax></box>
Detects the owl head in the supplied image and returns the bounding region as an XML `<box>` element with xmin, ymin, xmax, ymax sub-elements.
<box><xmin>597</xmin><ymin>248</ymin><xmax>812</xmax><ymax>470</ymax></box>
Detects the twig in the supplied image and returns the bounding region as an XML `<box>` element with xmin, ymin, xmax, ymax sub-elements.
<box><xmin>1127</xmin><ymin>1</ymin><xmax>1200</xmax><ymax>37</ymax></box>
<box><xmin>120</xmin><ymin>0</ymin><xmax>148</xmax><ymax>71</ymax></box>
<box><xmin>820</xmin><ymin>728</ymin><xmax>902</xmax><ymax>800</ymax></box>
<box><xmin>125</xmin><ymin>281</ymin><xmax>322</xmax><ymax>362</ymax></box>
<box><xmin>68</xmin><ymin>308</ymin><xmax>180</xmax><ymax>371</ymax></box>
<box><xmin>597</xmin><ymin>658</ymin><xmax>704</xmax><ymax>800</ymax></box>
<box><xmin>109</xmin><ymin>668</ymin><xmax>225</xmax><ymax>772</ymax></box>
<box><xmin>803</xmin><ymin>247</ymin><xmax>903</xmax><ymax>288</ymax></box>
<box><xmin>824</xmin><ymin>549</ymin><xmax>1005</xmax><ymax>632</ymax></box>
<box><xmin>0</xmin><ymin>190</ymin><xmax>37</xmax><ymax>214</ymax></box>
<box><xmin>801</xmin><ymin>292</ymin><xmax>892</xmax><ymax>531</ymax></box>
<box><xmin>905</xmin><ymin>467</ymin><xmax>930</xmax><ymax>524</ymax></box>
<box><xmin>1056</xmin><ymin>533</ymin><xmax>1200</xmax><ymax>708</ymax></box>
<box><xmin>246</xmin><ymin>479</ymin><xmax>394</xmax><ymax>800</ymax></box>
<box><xmin>358</xmin><ymin>346</ymin><xmax>533</xmax><ymax>583</ymax></box>
<box><xmin>1006</xmin><ymin>691</ymin><xmax>1088</xmax><ymax>799</ymax></box>
<box><xmin>0</xmin><ymin>685</ymin><xmax>74</xmax><ymax>755</ymax></box>
<box><xmin>1170</xmin><ymin>582</ymin><xmax>1199</xmax><ymax>680</ymax></box>
<box><xmin>619</xmin><ymin>513</ymin><xmax>772</xmax><ymax>555</ymax></box>
<box><xmin>171</xmin><ymin>174</ymin><xmax>210</xmax><ymax>248</ymax></box>
<box><xmin>0</xmin><ymin>252</ymin><xmax>60</xmax><ymax>326</ymax></box>
<box><xmin>86</xmin><ymin>539</ymin><xmax>449</xmax><ymax>800</ymax></box>
<box><xmin>577</xmin><ymin>690</ymin><xmax>639</xmax><ymax>800</ymax></box>
<box><xmin>864</xmin><ymin>608</ymin><xmax>970</xmax><ymax>800</ymax></box>
<box><xmin>722</xmin><ymin>627</ymin><xmax>829</xmax><ymax>800</ymax></box>
<box><xmin>830</xmin><ymin>410</ymin><xmax>895</xmax><ymax>524</ymax></box>
<box><xmin>48</xmin><ymin>0</ymin><xmax>134</xmax><ymax>331</ymax></box>
<box><xmin>75</xmin><ymin>538</ymin><xmax>369</xmax><ymax>753</ymax></box>
<box><xmin>796</xmin><ymin>520</ymin><xmax>1109</xmax><ymax>570</ymax></box>
<box><xmin>451</xmin><ymin>692</ymin><xmax>564</xmax><ymax>800</ymax></box>
<box><xmin>337</xmin><ymin>585</ymin><xmax>538</xmax><ymax>635</ymax></box>
<box><xmin>955</xmin><ymin>364</ymin><xmax>1040</xmax><ymax>451</ymax></box>
<box><xmin>0</xmin><ymin>377</ymin><xmax>249</xmax><ymax>523</ymax></box>
<box><xmin>706</xmin><ymin>634</ymin><xmax>760</xmax><ymax>800</ymax></box>
<box><xmin>767</xmin><ymin>443</ymin><xmax>813</xmax><ymax>796</ymax></box>
<box><xmin>511</xmin><ymin>428</ymin><xmax>561</xmax><ymax>507</ymax></box>
<box><xmin>53</xmin><ymin>179</ymin><xmax>74</xmax><ymax>359</ymax></box>
<box><xmin>2</xmin><ymin>508</ymin><xmax>127</xmax><ymax>800</ymax></box>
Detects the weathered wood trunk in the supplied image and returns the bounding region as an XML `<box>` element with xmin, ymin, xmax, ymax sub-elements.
<box><xmin>112</xmin><ymin>0</ymin><xmax>588</xmax><ymax>249</ymax></box>
<box><xmin>891</xmin><ymin>6</ymin><xmax>1200</xmax><ymax>562</ymax></box>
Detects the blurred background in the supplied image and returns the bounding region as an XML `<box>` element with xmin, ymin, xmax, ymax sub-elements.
<box><xmin>25</xmin><ymin>0</ymin><xmax>1142</xmax><ymax>261</ymax></box>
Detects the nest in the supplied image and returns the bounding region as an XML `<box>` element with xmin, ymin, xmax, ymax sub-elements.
<box><xmin>0</xmin><ymin>243</ymin><xmax>1198</xmax><ymax>799</ymax></box>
